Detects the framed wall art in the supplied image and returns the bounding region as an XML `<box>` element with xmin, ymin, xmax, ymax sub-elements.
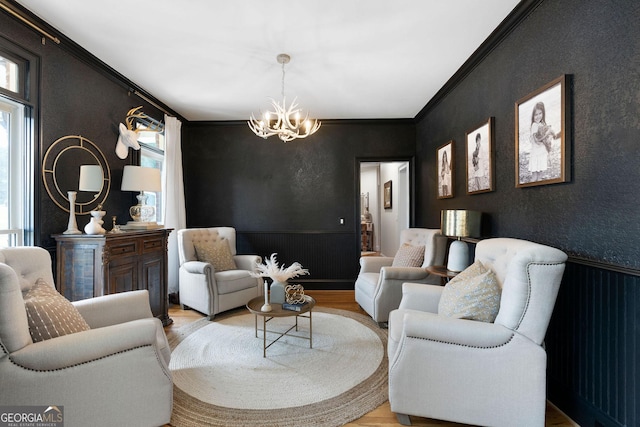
<box><xmin>383</xmin><ymin>180</ymin><xmax>392</xmax><ymax>209</ymax></box>
<box><xmin>437</xmin><ymin>140</ymin><xmax>454</xmax><ymax>199</ymax></box>
<box><xmin>466</xmin><ymin>117</ymin><xmax>494</xmax><ymax>195</ymax></box>
<box><xmin>515</xmin><ymin>75</ymin><xmax>571</xmax><ymax>188</ymax></box>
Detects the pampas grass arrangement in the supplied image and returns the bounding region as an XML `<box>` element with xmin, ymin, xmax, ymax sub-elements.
<box><xmin>251</xmin><ymin>253</ymin><xmax>309</xmax><ymax>283</ymax></box>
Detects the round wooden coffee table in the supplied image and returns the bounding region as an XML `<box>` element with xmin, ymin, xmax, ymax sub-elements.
<box><xmin>246</xmin><ymin>295</ymin><xmax>316</xmax><ymax>357</ymax></box>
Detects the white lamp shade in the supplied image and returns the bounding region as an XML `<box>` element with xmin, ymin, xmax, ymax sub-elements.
<box><xmin>121</xmin><ymin>165</ymin><xmax>161</xmax><ymax>192</ymax></box>
<box><xmin>78</xmin><ymin>165</ymin><xmax>103</xmax><ymax>192</ymax></box>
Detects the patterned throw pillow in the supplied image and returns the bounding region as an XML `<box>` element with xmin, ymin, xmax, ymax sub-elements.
<box><xmin>23</xmin><ymin>278</ymin><xmax>90</xmax><ymax>342</ymax></box>
<box><xmin>194</xmin><ymin>239</ymin><xmax>237</xmax><ymax>272</ymax></box>
<box><xmin>437</xmin><ymin>260</ymin><xmax>501</xmax><ymax>323</ymax></box>
<box><xmin>392</xmin><ymin>243</ymin><xmax>426</xmax><ymax>267</ymax></box>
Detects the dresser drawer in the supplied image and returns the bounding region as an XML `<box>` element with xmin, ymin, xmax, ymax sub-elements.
<box><xmin>142</xmin><ymin>237</ymin><xmax>164</xmax><ymax>253</ymax></box>
<box><xmin>108</xmin><ymin>240</ymin><xmax>139</xmax><ymax>258</ymax></box>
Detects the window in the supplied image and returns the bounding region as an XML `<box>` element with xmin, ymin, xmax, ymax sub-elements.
<box><xmin>0</xmin><ymin>54</ymin><xmax>20</xmax><ymax>94</ymax></box>
<box><xmin>0</xmin><ymin>87</ymin><xmax>30</xmax><ymax>246</ymax></box>
<box><xmin>137</xmin><ymin>119</ymin><xmax>165</xmax><ymax>224</ymax></box>
<box><xmin>0</xmin><ymin>41</ymin><xmax>36</xmax><ymax>246</ymax></box>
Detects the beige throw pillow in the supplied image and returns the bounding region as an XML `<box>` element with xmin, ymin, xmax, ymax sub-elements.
<box><xmin>392</xmin><ymin>243</ymin><xmax>425</xmax><ymax>267</ymax></box>
<box><xmin>437</xmin><ymin>260</ymin><xmax>501</xmax><ymax>323</ymax></box>
<box><xmin>194</xmin><ymin>239</ymin><xmax>237</xmax><ymax>272</ymax></box>
<box><xmin>23</xmin><ymin>278</ymin><xmax>90</xmax><ymax>342</ymax></box>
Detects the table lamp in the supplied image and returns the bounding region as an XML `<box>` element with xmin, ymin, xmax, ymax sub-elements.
<box><xmin>121</xmin><ymin>165</ymin><xmax>161</xmax><ymax>229</ymax></box>
<box><xmin>79</xmin><ymin>165</ymin><xmax>106</xmax><ymax>234</ymax></box>
<box><xmin>441</xmin><ymin>209</ymin><xmax>481</xmax><ymax>272</ymax></box>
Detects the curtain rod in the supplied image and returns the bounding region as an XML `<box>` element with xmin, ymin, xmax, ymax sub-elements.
<box><xmin>0</xmin><ymin>1</ymin><xmax>60</xmax><ymax>44</ymax></box>
<box><xmin>131</xmin><ymin>90</ymin><xmax>174</xmax><ymax>118</ymax></box>
<box><xmin>0</xmin><ymin>2</ymin><xmax>176</xmax><ymax>118</ymax></box>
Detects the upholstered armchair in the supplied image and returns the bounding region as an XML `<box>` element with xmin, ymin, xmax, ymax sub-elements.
<box><xmin>355</xmin><ymin>228</ymin><xmax>447</xmax><ymax>325</ymax></box>
<box><xmin>0</xmin><ymin>246</ymin><xmax>172</xmax><ymax>427</ymax></box>
<box><xmin>387</xmin><ymin>238</ymin><xmax>567</xmax><ymax>427</ymax></box>
<box><xmin>177</xmin><ymin>227</ymin><xmax>263</xmax><ymax>319</ymax></box>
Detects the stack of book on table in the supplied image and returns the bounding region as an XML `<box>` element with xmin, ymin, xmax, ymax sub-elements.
<box><xmin>282</xmin><ymin>301</ymin><xmax>308</xmax><ymax>312</ymax></box>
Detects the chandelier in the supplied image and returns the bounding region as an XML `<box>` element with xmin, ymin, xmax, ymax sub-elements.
<box><xmin>248</xmin><ymin>54</ymin><xmax>321</xmax><ymax>142</ymax></box>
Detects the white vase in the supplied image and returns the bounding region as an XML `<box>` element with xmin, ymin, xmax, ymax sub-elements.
<box><xmin>261</xmin><ymin>281</ymin><xmax>272</xmax><ymax>312</ymax></box>
<box><xmin>84</xmin><ymin>210</ymin><xmax>106</xmax><ymax>235</ymax></box>
<box><xmin>270</xmin><ymin>280</ymin><xmax>287</xmax><ymax>304</ymax></box>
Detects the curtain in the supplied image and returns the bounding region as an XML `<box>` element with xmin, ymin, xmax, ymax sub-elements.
<box><xmin>162</xmin><ymin>115</ymin><xmax>186</xmax><ymax>295</ymax></box>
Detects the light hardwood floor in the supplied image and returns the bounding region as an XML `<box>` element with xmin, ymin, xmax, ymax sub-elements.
<box><xmin>164</xmin><ymin>290</ymin><xmax>578</xmax><ymax>427</ymax></box>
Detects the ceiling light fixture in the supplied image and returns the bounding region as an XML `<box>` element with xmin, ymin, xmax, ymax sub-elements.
<box><xmin>248</xmin><ymin>53</ymin><xmax>321</xmax><ymax>142</ymax></box>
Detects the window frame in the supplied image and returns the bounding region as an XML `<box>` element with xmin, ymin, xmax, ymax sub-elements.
<box><xmin>0</xmin><ymin>37</ymin><xmax>39</xmax><ymax>246</ymax></box>
<box><xmin>137</xmin><ymin>116</ymin><xmax>165</xmax><ymax>225</ymax></box>
<box><xmin>0</xmin><ymin>49</ymin><xmax>27</xmax><ymax>99</ymax></box>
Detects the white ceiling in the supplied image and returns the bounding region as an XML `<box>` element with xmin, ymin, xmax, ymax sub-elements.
<box><xmin>15</xmin><ymin>0</ymin><xmax>520</xmax><ymax>121</ymax></box>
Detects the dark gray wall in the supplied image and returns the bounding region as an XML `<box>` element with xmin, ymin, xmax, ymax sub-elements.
<box><xmin>183</xmin><ymin>120</ymin><xmax>415</xmax><ymax>287</ymax></box>
<box><xmin>0</xmin><ymin>6</ymin><xmax>170</xmax><ymax>250</ymax></box>
<box><xmin>416</xmin><ymin>0</ymin><xmax>640</xmax><ymax>269</ymax></box>
<box><xmin>184</xmin><ymin>121</ymin><xmax>415</xmax><ymax>230</ymax></box>
<box><xmin>415</xmin><ymin>1</ymin><xmax>640</xmax><ymax>426</ymax></box>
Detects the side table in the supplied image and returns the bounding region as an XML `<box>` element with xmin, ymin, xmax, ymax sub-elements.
<box><xmin>425</xmin><ymin>265</ymin><xmax>459</xmax><ymax>285</ymax></box>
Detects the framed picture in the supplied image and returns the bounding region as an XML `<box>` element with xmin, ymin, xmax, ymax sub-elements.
<box><xmin>466</xmin><ymin>117</ymin><xmax>494</xmax><ymax>195</ymax></box>
<box><xmin>383</xmin><ymin>180</ymin><xmax>392</xmax><ymax>209</ymax></box>
<box><xmin>515</xmin><ymin>75</ymin><xmax>571</xmax><ymax>187</ymax></box>
<box><xmin>437</xmin><ymin>140</ymin><xmax>454</xmax><ymax>199</ymax></box>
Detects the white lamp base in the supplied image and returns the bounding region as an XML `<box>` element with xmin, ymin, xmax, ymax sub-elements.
<box><xmin>447</xmin><ymin>239</ymin><xmax>470</xmax><ymax>272</ymax></box>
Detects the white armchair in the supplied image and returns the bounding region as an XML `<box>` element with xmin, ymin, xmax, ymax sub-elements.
<box><xmin>177</xmin><ymin>227</ymin><xmax>262</xmax><ymax>319</ymax></box>
<box><xmin>354</xmin><ymin>228</ymin><xmax>447</xmax><ymax>325</ymax></box>
<box><xmin>387</xmin><ymin>238</ymin><xmax>567</xmax><ymax>427</ymax></box>
<box><xmin>0</xmin><ymin>246</ymin><xmax>172</xmax><ymax>427</ymax></box>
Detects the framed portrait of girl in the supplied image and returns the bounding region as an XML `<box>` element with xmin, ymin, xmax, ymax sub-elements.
<box><xmin>466</xmin><ymin>117</ymin><xmax>494</xmax><ymax>195</ymax></box>
<box><xmin>515</xmin><ymin>75</ymin><xmax>571</xmax><ymax>188</ymax></box>
<box><xmin>437</xmin><ymin>140</ymin><xmax>454</xmax><ymax>199</ymax></box>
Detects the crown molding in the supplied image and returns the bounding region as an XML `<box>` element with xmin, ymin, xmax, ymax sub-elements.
<box><xmin>415</xmin><ymin>0</ymin><xmax>545</xmax><ymax>121</ymax></box>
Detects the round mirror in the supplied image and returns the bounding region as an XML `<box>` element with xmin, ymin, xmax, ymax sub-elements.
<box><xmin>42</xmin><ymin>135</ymin><xmax>110</xmax><ymax>214</ymax></box>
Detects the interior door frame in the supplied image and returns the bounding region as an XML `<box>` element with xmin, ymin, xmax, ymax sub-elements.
<box><xmin>354</xmin><ymin>156</ymin><xmax>415</xmax><ymax>258</ymax></box>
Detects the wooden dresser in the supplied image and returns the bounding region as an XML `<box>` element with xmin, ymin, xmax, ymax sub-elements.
<box><xmin>53</xmin><ymin>228</ymin><xmax>173</xmax><ymax>326</ymax></box>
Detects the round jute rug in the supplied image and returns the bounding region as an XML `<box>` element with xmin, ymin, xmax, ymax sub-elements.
<box><xmin>167</xmin><ymin>307</ymin><xmax>388</xmax><ymax>427</ymax></box>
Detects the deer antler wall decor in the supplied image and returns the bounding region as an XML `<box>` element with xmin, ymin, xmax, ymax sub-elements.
<box><xmin>115</xmin><ymin>106</ymin><xmax>163</xmax><ymax>159</ymax></box>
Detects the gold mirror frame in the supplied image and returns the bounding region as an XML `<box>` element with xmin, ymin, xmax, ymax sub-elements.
<box><xmin>42</xmin><ymin>135</ymin><xmax>110</xmax><ymax>214</ymax></box>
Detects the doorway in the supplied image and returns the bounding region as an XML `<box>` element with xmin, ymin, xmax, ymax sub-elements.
<box><xmin>359</xmin><ymin>160</ymin><xmax>410</xmax><ymax>257</ymax></box>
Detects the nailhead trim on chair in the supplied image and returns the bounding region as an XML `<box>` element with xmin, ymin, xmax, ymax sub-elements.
<box><xmin>399</xmin><ymin>261</ymin><xmax>564</xmax><ymax>349</ymax></box>
<box><xmin>398</xmin><ymin>260</ymin><xmax>565</xmax><ymax>351</ymax></box>
<box><xmin>389</xmin><ymin>333</ymin><xmax>516</xmax><ymax>377</ymax></box>
<box><xmin>405</xmin><ymin>332</ymin><xmax>515</xmax><ymax>350</ymax></box>
<box><xmin>7</xmin><ymin>344</ymin><xmax>161</xmax><ymax>373</ymax></box>
<box><xmin>515</xmin><ymin>261</ymin><xmax>566</xmax><ymax>331</ymax></box>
